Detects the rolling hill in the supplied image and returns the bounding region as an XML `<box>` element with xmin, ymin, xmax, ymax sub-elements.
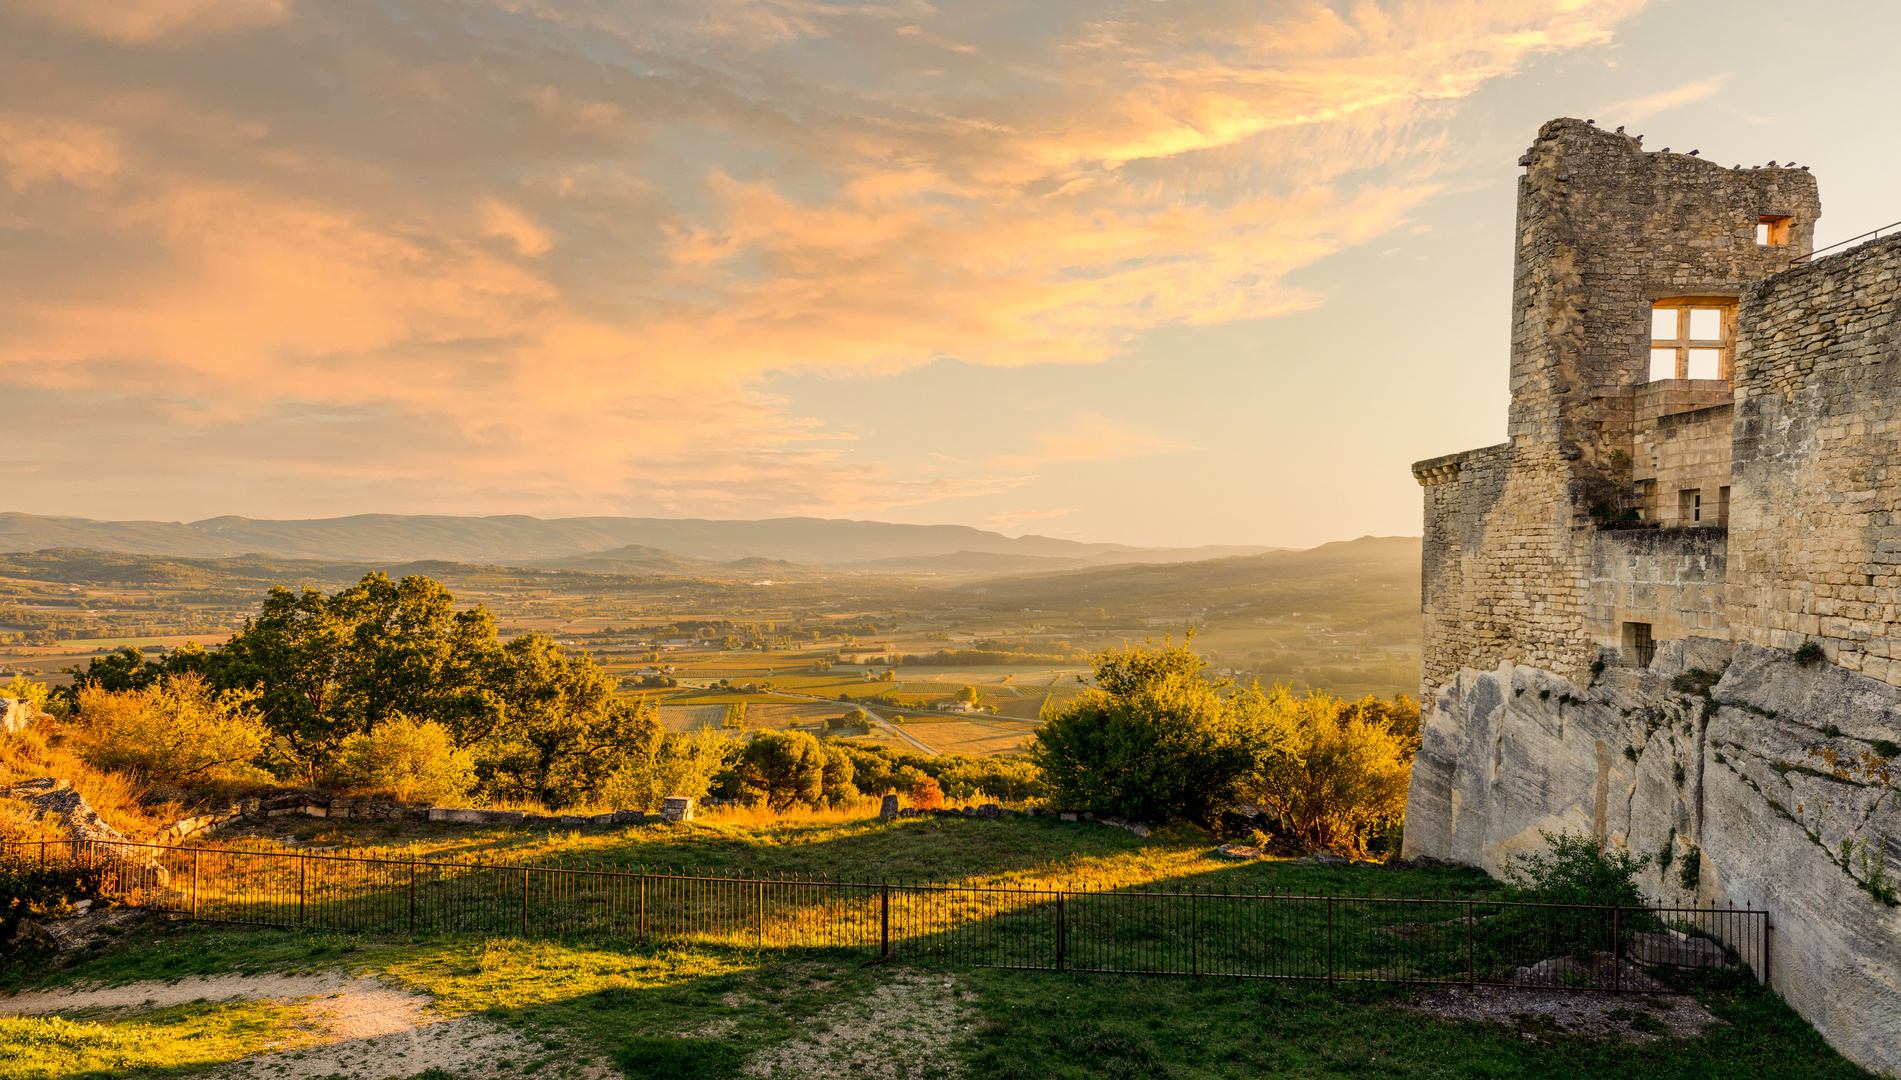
<box><xmin>0</xmin><ymin>512</ymin><xmax>1274</xmax><ymax>570</ymax></box>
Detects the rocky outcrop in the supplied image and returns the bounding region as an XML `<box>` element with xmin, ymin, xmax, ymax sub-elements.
<box><xmin>6</xmin><ymin>778</ymin><xmax>134</xmax><ymax>847</ymax></box>
<box><xmin>1404</xmin><ymin>640</ymin><xmax>1901</xmax><ymax>1076</ymax></box>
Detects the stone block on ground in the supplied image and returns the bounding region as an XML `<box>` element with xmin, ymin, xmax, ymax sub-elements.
<box><xmin>660</xmin><ymin>796</ymin><xmax>694</xmax><ymax>823</ymax></box>
<box><xmin>1216</xmin><ymin>843</ymin><xmax>1261</xmax><ymax>859</ymax></box>
<box><xmin>879</xmin><ymin>794</ymin><xmax>899</xmax><ymax>820</ymax></box>
<box><xmin>1630</xmin><ymin>931</ymin><xmax>1731</xmax><ymax>968</ymax></box>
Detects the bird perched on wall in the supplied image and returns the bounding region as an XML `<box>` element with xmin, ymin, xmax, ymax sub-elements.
<box><xmin>1661</xmin><ymin>147</ymin><xmax>1670</xmax><ymax>153</ymax></box>
<box><xmin>1768</xmin><ymin>161</ymin><xmax>1778</xmax><ymax>167</ymax></box>
<box><xmin>1687</xmin><ymin>150</ymin><xmax>1700</xmax><ymax>156</ymax></box>
<box><xmin>1615</xmin><ymin>126</ymin><xmax>1626</xmax><ymax>134</ymax></box>
<box><xmin>1585</xmin><ymin>119</ymin><xmax>1595</xmax><ymax>125</ymax></box>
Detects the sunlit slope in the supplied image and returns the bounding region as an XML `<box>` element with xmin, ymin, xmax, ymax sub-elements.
<box><xmin>938</xmin><ymin>536</ymin><xmax>1421</xmax><ymax>627</ymax></box>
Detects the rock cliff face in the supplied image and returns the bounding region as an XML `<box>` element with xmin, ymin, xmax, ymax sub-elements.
<box><xmin>1404</xmin><ymin>641</ymin><xmax>1901</xmax><ymax>1076</ymax></box>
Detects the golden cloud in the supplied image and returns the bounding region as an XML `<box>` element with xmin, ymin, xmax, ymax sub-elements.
<box><xmin>0</xmin><ymin>0</ymin><xmax>1647</xmax><ymax>519</ymax></box>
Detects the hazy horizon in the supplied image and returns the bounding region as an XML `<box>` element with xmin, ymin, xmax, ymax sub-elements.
<box><xmin>5</xmin><ymin>0</ymin><xmax>1897</xmax><ymax>549</ymax></box>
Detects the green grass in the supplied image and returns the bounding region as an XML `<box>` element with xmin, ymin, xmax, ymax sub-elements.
<box><xmin>3</xmin><ymin>921</ymin><xmax>1870</xmax><ymax>1080</ymax></box>
<box><xmin>0</xmin><ymin>998</ymin><xmax>306</xmax><ymax>1079</ymax></box>
<box><xmin>1</xmin><ymin>817</ymin><xmax>1872</xmax><ymax>1079</ymax></box>
<box><xmin>961</xmin><ymin>965</ymin><xmax>1870</xmax><ymax>1079</ymax></box>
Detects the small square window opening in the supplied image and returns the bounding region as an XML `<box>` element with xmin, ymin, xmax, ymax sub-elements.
<box><xmin>1759</xmin><ymin>215</ymin><xmax>1793</xmax><ymax>246</ymax></box>
<box><xmin>1623</xmin><ymin>622</ymin><xmax>1655</xmax><ymax>668</ymax></box>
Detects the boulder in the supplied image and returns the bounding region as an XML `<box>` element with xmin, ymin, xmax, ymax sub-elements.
<box><xmin>1631</xmin><ymin>930</ymin><xmax>1732</xmax><ymax>968</ymax></box>
<box><xmin>1216</xmin><ymin>843</ymin><xmax>1262</xmax><ymax>859</ymax></box>
<box><xmin>879</xmin><ymin>794</ymin><xmax>899</xmax><ymax>820</ymax></box>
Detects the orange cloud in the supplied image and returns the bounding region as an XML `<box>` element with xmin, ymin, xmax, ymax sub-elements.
<box><xmin>0</xmin><ymin>0</ymin><xmax>1648</xmax><ymax>520</ymax></box>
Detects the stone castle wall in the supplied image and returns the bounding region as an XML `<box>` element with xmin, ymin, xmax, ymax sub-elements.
<box><xmin>1407</xmin><ymin>120</ymin><xmax>1899</xmax><ymax>1076</ymax></box>
<box><xmin>1728</xmin><ymin>234</ymin><xmax>1901</xmax><ymax>684</ymax></box>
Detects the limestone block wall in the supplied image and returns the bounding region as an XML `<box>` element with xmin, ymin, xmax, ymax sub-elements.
<box><xmin>1729</xmin><ymin>234</ymin><xmax>1901</xmax><ymax>684</ymax></box>
<box><xmin>1586</xmin><ymin>528</ymin><xmax>1729</xmax><ymax>652</ymax></box>
<box><xmin>1416</xmin><ymin>442</ymin><xmax>1593</xmax><ymax>711</ymax></box>
<box><xmin>1418</xmin><ymin>121</ymin><xmax>1820</xmax><ymax>707</ymax></box>
<box><xmin>1633</xmin><ymin>401</ymin><xmax>1734</xmax><ymax>526</ymax></box>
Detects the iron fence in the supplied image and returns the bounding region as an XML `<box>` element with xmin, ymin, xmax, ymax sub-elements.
<box><xmin>5</xmin><ymin>840</ymin><xmax>1768</xmax><ymax>991</ymax></box>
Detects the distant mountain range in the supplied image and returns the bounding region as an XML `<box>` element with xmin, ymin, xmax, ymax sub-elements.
<box><xmin>0</xmin><ymin>512</ymin><xmax>1276</xmax><ymax>574</ymax></box>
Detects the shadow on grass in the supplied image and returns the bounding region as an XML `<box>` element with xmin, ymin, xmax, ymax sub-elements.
<box><xmin>2</xmin><ymin>916</ymin><xmax>1874</xmax><ymax>1080</ymax></box>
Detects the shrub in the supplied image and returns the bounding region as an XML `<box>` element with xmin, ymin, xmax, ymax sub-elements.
<box><xmin>935</xmin><ymin>756</ymin><xmax>1042</xmax><ymax>803</ymax></box>
<box><xmin>906</xmin><ymin>770</ymin><xmax>944</xmax><ymax>810</ymax></box>
<box><xmin>332</xmin><ymin>714</ymin><xmax>474</xmax><ymax>803</ymax></box>
<box><xmin>1794</xmin><ymin>640</ymin><xmax>1825</xmax><ymax>666</ymax></box>
<box><xmin>1501</xmin><ymin>830</ymin><xmax>1652</xmax><ymax>908</ymax></box>
<box><xmin>601</xmin><ymin>729</ymin><xmax>737</xmax><ymax>812</ymax></box>
<box><xmin>1029</xmin><ymin>637</ymin><xmax>1294</xmax><ymax>823</ymax></box>
<box><xmin>70</xmin><ymin>674</ymin><xmax>269</xmax><ymax>788</ymax></box>
<box><xmin>0</xmin><ymin>854</ymin><xmax>106</xmax><ymax>952</ymax></box>
<box><xmin>1245</xmin><ymin>690</ymin><xmax>1416</xmax><ymax>858</ymax></box>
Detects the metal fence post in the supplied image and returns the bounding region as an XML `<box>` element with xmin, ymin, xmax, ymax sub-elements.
<box><xmin>299</xmin><ymin>856</ymin><xmax>307</xmax><ymax>926</ymax></box>
<box><xmin>521</xmin><ymin>867</ymin><xmax>529</xmax><ymax>937</ymax></box>
<box><xmin>880</xmin><ymin>883</ymin><xmax>890</xmax><ymax>960</ymax></box>
<box><xmin>191</xmin><ymin>848</ymin><xmax>200</xmax><ymax>921</ymax></box>
<box><xmin>1055</xmin><ymin>892</ymin><xmax>1066</xmax><ymax>972</ymax></box>
<box><xmin>1326</xmin><ymin>894</ymin><xmax>1335</xmax><ymax>984</ymax></box>
<box><xmin>1612</xmin><ymin>907</ymin><xmax>1621</xmax><ymax>992</ymax></box>
<box><xmin>1465</xmin><ymin>898</ymin><xmax>1474</xmax><ymax>985</ymax></box>
<box><xmin>409</xmin><ymin>865</ymin><xmax>417</xmax><ymax>933</ymax></box>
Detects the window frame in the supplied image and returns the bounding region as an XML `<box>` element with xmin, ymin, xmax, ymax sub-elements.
<box><xmin>1650</xmin><ymin>296</ymin><xmax>1737</xmax><ymax>381</ymax></box>
<box><xmin>1758</xmin><ymin>215</ymin><xmax>1793</xmax><ymax>246</ymax></box>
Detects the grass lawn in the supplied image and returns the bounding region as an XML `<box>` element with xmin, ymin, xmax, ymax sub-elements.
<box><xmin>1</xmin><ymin>921</ymin><xmax>1869</xmax><ymax>1080</ymax></box>
<box><xmin>0</xmin><ymin>819</ymin><xmax>1874</xmax><ymax>1079</ymax></box>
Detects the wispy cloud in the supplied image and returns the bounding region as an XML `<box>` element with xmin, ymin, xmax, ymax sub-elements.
<box><xmin>1596</xmin><ymin>72</ymin><xmax>1731</xmax><ymax>125</ymax></box>
<box><xmin>0</xmin><ymin>0</ymin><xmax>1648</xmax><ymax>520</ymax></box>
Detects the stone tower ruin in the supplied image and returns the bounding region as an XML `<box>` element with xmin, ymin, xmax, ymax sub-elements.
<box><xmin>1405</xmin><ymin>118</ymin><xmax>1898</xmax><ymax>1074</ymax></box>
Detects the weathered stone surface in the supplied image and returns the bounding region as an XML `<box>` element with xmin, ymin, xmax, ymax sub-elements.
<box><xmin>1631</xmin><ymin>930</ymin><xmax>1730</xmax><ymax>968</ymax></box>
<box><xmin>660</xmin><ymin>796</ymin><xmax>694</xmax><ymax>823</ymax></box>
<box><xmin>1216</xmin><ymin>843</ymin><xmax>1261</xmax><ymax>859</ymax></box>
<box><xmin>11</xmin><ymin>907</ymin><xmax>147</xmax><ymax>952</ymax></box>
<box><xmin>1406</xmin><ymin>644</ymin><xmax>1900</xmax><ymax>1075</ymax></box>
<box><xmin>878</xmin><ymin>794</ymin><xmax>899</xmax><ymax>820</ymax></box>
<box><xmin>6</xmin><ymin>778</ymin><xmax>133</xmax><ymax>847</ymax></box>
<box><xmin>1</xmin><ymin>698</ymin><xmax>42</xmax><ymax>733</ymax></box>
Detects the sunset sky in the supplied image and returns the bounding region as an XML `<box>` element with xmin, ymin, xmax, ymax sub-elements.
<box><xmin>4</xmin><ymin>0</ymin><xmax>1897</xmax><ymax>549</ymax></box>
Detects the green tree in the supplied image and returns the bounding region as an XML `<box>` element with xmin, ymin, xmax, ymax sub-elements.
<box><xmin>1027</xmin><ymin>637</ymin><xmax>1295</xmax><ymax>823</ymax></box>
<box><xmin>213</xmin><ymin>585</ymin><xmax>357</xmax><ymax>783</ymax></box>
<box><xmin>329</xmin><ymin>573</ymin><xmax>502</xmax><ymax>744</ymax></box>
<box><xmin>955</xmin><ymin>685</ymin><xmax>983</xmax><ymax>705</ymax></box>
<box><xmin>736</xmin><ymin>730</ymin><xmax>825</xmax><ymax>810</ymax></box>
<box><xmin>477</xmin><ymin>634</ymin><xmax>660</xmax><ymax>810</ymax></box>
<box><xmin>818</xmin><ymin>744</ymin><xmax>859</xmax><ymax>807</ymax></box>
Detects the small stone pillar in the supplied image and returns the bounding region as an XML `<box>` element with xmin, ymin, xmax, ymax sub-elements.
<box><xmin>879</xmin><ymin>793</ymin><xmax>899</xmax><ymax>820</ymax></box>
<box><xmin>660</xmin><ymin>795</ymin><xmax>694</xmax><ymax>822</ymax></box>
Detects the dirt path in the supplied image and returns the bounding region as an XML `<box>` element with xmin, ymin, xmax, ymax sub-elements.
<box><xmin>1</xmin><ymin>972</ymin><xmax>590</xmax><ymax>1079</ymax></box>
